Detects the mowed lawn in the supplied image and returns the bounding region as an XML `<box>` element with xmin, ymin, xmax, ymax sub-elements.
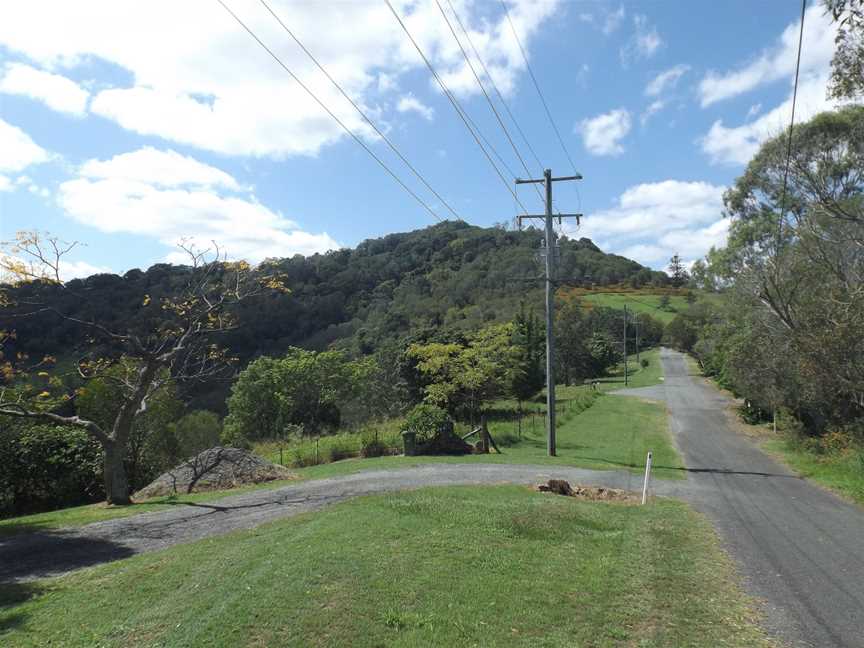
<box><xmin>0</xmin><ymin>486</ymin><xmax>773</xmax><ymax>648</ymax></box>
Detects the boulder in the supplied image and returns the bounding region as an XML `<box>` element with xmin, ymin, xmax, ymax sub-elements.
<box><xmin>134</xmin><ymin>447</ymin><xmax>295</xmax><ymax>499</ymax></box>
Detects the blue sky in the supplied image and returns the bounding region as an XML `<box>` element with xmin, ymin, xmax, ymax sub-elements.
<box><xmin>0</xmin><ymin>0</ymin><xmax>841</xmax><ymax>278</ymax></box>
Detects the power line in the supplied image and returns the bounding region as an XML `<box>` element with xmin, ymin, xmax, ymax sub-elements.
<box><xmin>499</xmin><ymin>0</ymin><xmax>579</xmax><ymax>175</ymax></box>
<box><xmin>445</xmin><ymin>0</ymin><xmax>544</xmax><ymax>173</ymax></box>
<box><xmin>446</xmin><ymin>0</ymin><xmax>573</xmax><ymax>220</ymax></box>
<box><xmin>435</xmin><ymin>0</ymin><xmax>535</xmax><ymax>182</ymax></box>
<box><xmin>777</xmin><ymin>0</ymin><xmax>807</xmax><ymax>248</ymax></box>
<box><xmin>385</xmin><ymin>0</ymin><xmax>530</xmax><ymax>215</ymax></box>
<box><xmin>436</xmin><ymin>0</ymin><xmax>545</xmax><ymax>210</ymax></box>
<box><xmin>257</xmin><ymin>0</ymin><xmax>462</xmax><ymax>222</ymax></box>
<box><xmin>216</xmin><ymin>0</ymin><xmax>446</xmax><ymax>222</ymax></box>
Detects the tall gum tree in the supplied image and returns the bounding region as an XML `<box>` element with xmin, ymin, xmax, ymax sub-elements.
<box><xmin>0</xmin><ymin>233</ymin><xmax>288</xmax><ymax>504</ymax></box>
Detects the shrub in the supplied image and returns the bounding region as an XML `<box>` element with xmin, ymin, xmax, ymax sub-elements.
<box><xmin>640</xmin><ymin>358</ymin><xmax>649</xmax><ymax>368</ymax></box>
<box><xmin>220</xmin><ymin>425</ymin><xmax>252</xmax><ymax>450</ymax></box>
<box><xmin>0</xmin><ymin>421</ymin><xmax>104</xmax><ymax>517</ymax></box>
<box><xmin>168</xmin><ymin>410</ymin><xmax>222</xmax><ymax>459</ymax></box>
<box><xmin>360</xmin><ymin>429</ymin><xmax>388</xmax><ymax>458</ymax></box>
<box><xmin>405</xmin><ymin>404</ymin><xmax>450</xmax><ymax>444</ymax></box>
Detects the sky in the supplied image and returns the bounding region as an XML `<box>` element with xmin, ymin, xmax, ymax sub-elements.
<box><xmin>0</xmin><ymin>0</ymin><xmax>843</xmax><ymax>278</ymax></box>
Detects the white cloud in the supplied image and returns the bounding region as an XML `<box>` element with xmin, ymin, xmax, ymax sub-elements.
<box><xmin>60</xmin><ymin>260</ymin><xmax>114</xmax><ymax>281</ymax></box>
<box><xmin>0</xmin><ymin>62</ymin><xmax>89</xmax><ymax>116</ymax></box>
<box><xmin>396</xmin><ymin>93</ymin><xmax>434</xmax><ymax>121</ymax></box>
<box><xmin>602</xmin><ymin>6</ymin><xmax>626</xmax><ymax>35</ymax></box>
<box><xmin>0</xmin><ymin>175</ymin><xmax>11</xmax><ymax>192</ymax></box>
<box><xmin>640</xmin><ymin>100</ymin><xmax>665</xmax><ymax>125</ymax></box>
<box><xmin>698</xmin><ymin>3</ymin><xmax>835</xmax><ymax>107</ymax></box>
<box><xmin>0</xmin><ymin>0</ymin><xmax>558</xmax><ymax>158</ymax></box>
<box><xmin>79</xmin><ymin>146</ymin><xmax>241</xmax><ymax>190</ymax></box>
<box><xmin>621</xmin><ymin>15</ymin><xmax>662</xmax><ymax>64</ymax></box>
<box><xmin>645</xmin><ymin>64</ymin><xmax>690</xmax><ymax>96</ymax></box>
<box><xmin>577</xmin><ymin>108</ymin><xmax>632</xmax><ymax>156</ymax></box>
<box><xmin>701</xmin><ymin>70</ymin><xmax>835</xmax><ymax>165</ymax></box>
<box><xmin>566</xmin><ymin>180</ymin><xmax>727</xmax><ymax>268</ymax></box>
<box><xmin>58</xmin><ymin>147</ymin><xmax>339</xmax><ymax>263</ymax></box>
<box><xmin>0</xmin><ymin>118</ymin><xmax>51</xmax><ymax>173</ymax></box>
<box><xmin>746</xmin><ymin>103</ymin><xmax>762</xmax><ymax>118</ymax></box>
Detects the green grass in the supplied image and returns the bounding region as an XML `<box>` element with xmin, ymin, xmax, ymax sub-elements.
<box><xmin>253</xmin><ymin>418</ymin><xmax>404</xmax><ymax>468</ymax></box>
<box><xmin>581</xmin><ymin>292</ymin><xmax>692</xmax><ymax>324</ymax></box>
<box><xmin>0</xmin><ymin>485</ymin><xmax>773</xmax><ymax>648</ymax></box>
<box><xmin>763</xmin><ymin>439</ymin><xmax>864</xmax><ymax>506</ymax></box>
<box><xmin>288</xmin><ymin>382</ymin><xmax>683</xmax><ymax>483</ymax></box>
<box><xmin>0</xmin><ymin>348</ymin><xmax>679</xmax><ymax>535</ymax></box>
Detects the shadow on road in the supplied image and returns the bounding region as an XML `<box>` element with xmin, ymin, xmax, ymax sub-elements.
<box><xmin>571</xmin><ymin>455</ymin><xmax>802</xmax><ymax>479</ymax></box>
<box><xmin>0</xmin><ymin>527</ymin><xmax>135</xmax><ymax>584</ymax></box>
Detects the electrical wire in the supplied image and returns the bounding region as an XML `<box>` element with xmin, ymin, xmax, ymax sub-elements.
<box><xmin>776</xmin><ymin>0</ymin><xmax>807</xmax><ymax>248</ymax></box>
<box><xmin>385</xmin><ymin>0</ymin><xmax>530</xmax><ymax>215</ymax></box>
<box><xmin>257</xmin><ymin>0</ymin><xmax>462</xmax><ymax>221</ymax></box>
<box><xmin>436</xmin><ymin>0</ymin><xmax>546</xmax><ymax>211</ymax></box>
<box><xmin>499</xmin><ymin>0</ymin><xmax>579</xmax><ymax>176</ymax></box>
<box><xmin>216</xmin><ymin>0</ymin><xmax>445</xmax><ymax>222</ymax></box>
<box><xmin>445</xmin><ymin>0</ymin><xmax>544</xmax><ymax>173</ymax></box>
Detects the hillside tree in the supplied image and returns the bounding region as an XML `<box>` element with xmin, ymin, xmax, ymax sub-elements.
<box><xmin>0</xmin><ymin>232</ymin><xmax>288</xmax><ymax>504</ymax></box>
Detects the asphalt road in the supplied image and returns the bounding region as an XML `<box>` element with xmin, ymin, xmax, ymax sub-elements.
<box><xmin>2</xmin><ymin>348</ymin><xmax>862</xmax><ymax>647</ymax></box>
<box><xmin>615</xmin><ymin>348</ymin><xmax>864</xmax><ymax>648</ymax></box>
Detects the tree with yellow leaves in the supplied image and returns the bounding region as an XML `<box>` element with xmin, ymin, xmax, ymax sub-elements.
<box><xmin>0</xmin><ymin>232</ymin><xmax>288</xmax><ymax>505</ymax></box>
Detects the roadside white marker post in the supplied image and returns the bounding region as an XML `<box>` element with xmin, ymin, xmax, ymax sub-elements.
<box><xmin>641</xmin><ymin>451</ymin><xmax>653</xmax><ymax>505</ymax></box>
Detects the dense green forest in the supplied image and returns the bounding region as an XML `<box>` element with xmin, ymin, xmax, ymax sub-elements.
<box><xmin>1</xmin><ymin>222</ymin><xmax>667</xmax><ymax>411</ymax></box>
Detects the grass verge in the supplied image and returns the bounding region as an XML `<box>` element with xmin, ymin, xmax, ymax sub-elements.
<box><xmin>762</xmin><ymin>439</ymin><xmax>864</xmax><ymax>506</ymax></box>
<box><xmin>0</xmin><ymin>485</ymin><xmax>773</xmax><ymax>648</ymax></box>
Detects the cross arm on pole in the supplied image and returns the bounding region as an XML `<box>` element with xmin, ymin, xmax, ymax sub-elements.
<box><xmin>516</xmin><ymin>173</ymin><xmax>582</xmax><ymax>184</ymax></box>
<box><xmin>517</xmin><ymin>213</ymin><xmax>582</xmax><ymax>227</ymax></box>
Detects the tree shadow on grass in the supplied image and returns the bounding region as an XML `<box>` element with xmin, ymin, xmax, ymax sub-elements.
<box><xmin>0</xmin><ymin>525</ymin><xmax>135</xmax><ymax>584</ymax></box>
<box><xmin>0</xmin><ymin>580</ymin><xmax>44</xmax><ymax>634</ymax></box>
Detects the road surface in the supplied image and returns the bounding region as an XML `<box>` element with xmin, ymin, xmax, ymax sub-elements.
<box><xmin>614</xmin><ymin>348</ymin><xmax>864</xmax><ymax>648</ymax></box>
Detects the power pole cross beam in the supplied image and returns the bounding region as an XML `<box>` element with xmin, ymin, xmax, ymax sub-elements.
<box><xmin>516</xmin><ymin>168</ymin><xmax>582</xmax><ymax>457</ymax></box>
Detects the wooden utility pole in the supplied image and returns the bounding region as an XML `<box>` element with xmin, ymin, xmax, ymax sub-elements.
<box><xmin>517</xmin><ymin>169</ymin><xmax>582</xmax><ymax>456</ymax></box>
<box><xmin>623</xmin><ymin>304</ymin><xmax>629</xmax><ymax>387</ymax></box>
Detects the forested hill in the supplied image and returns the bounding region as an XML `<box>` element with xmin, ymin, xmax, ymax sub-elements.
<box><xmin>4</xmin><ymin>221</ymin><xmax>666</xmax><ymax>368</ymax></box>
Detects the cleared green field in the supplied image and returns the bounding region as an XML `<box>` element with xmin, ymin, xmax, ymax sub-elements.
<box><xmin>0</xmin><ymin>486</ymin><xmax>773</xmax><ymax>648</ymax></box>
<box><xmin>580</xmin><ymin>292</ymin><xmax>691</xmax><ymax>323</ymax></box>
